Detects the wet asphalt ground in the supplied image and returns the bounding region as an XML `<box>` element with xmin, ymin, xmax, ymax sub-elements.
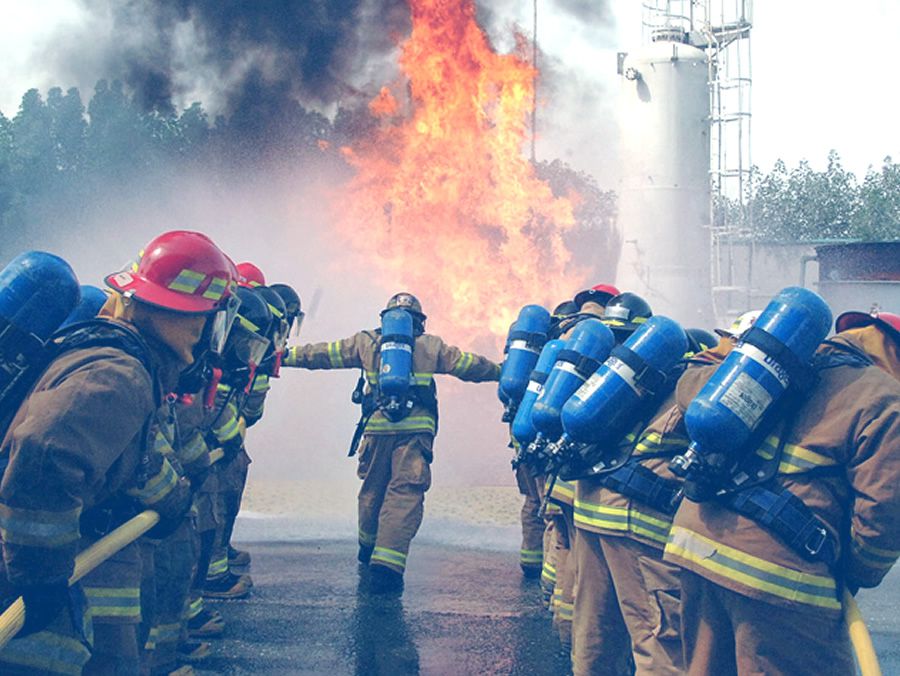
<box><xmin>198</xmin><ymin>540</ymin><xmax>571</xmax><ymax>675</ymax></box>
<box><xmin>197</xmin><ymin>539</ymin><xmax>900</xmax><ymax>675</ymax></box>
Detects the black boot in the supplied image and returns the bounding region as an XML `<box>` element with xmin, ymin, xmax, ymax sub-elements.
<box><xmin>358</xmin><ymin>544</ymin><xmax>374</xmax><ymax>564</ymax></box>
<box><xmin>369</xmin><ymin>564</ymin><xmax>404</xmax><ymax>594</ymax></box>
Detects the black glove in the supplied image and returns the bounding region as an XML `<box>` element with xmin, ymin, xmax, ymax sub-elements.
<box><xmin>221</xmin><ymin>436</ymin><xmax>244</xmax><ymax>463</ymax></box>
<box><xmin>16</xmin><ymin>581</ymin><xmax>70</xmax><ymax>637</ymax></box>
<box><xmin>145</xmin><ymin>513</ymin><xmax>186</xmax><ymax>540</ymax></box>
<box><xmin>145</xmin><ymin>478</ymin><xmax>192</xmax><ymax>540</ymax></box>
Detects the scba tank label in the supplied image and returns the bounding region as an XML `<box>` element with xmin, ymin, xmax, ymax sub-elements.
<box><xmin>735</xmin><ymin>343</ymin><xmax>790</xmax><ymax>389</ymax></box>
<box><xmin>510</xmin><ymin>339</ymin><xmax>541</xmax><ymax>355</ymax></box>
<box><xmin>382</xmin><ymin>342</ymin><xmax>413</xmax><ymax>353</ymax></box>
<box><xmin>527</xmin><ymin>380</ymin><xmax>544</xmax><ymax>395</ymax></box>
<box><xmin>720</xmin><ymin>372</ymin><xmax>772</xmax><ymax>429</ymax></box>
<box><xmin>573</xmin><ymin>372</ymin><xmax>603</xmax><ymax>401</ymax></box>
<box><xmin>556</xmin><ymin>361</ymin><xmax>588</xmax><ymax>380</ymax></box>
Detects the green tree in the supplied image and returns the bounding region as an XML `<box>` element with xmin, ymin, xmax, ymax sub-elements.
<box><xmin>535</xmin><ymin>159</ymin><xmax>620</xmax><ymax>276</ymax></box>
<box><xmin>85</xmin><ymin>79</ymin><xmax>147</xmax><ymax>174</ymax></box>
<box><xmin>47</xmin><ymin>87</ymin><xmax>87</xmax><ymax>174</ymax></box>
<box><xmin>748</xmin><ymin>151</ymin><xmax>858</xmax><ymax>241</ymax></box>
<box><xmin>10</xmin><ymin>89</ymin><xmax>57</xmax><ymax>193</ymax></box>
<box><xmin>0</xmin><ymin>112</ymin><xmax>16</xmax><ymax>226</ymax></box>
<box><xmin>852</xmin><ymin>157</ymin><xmax>900</xmax><ymax>240</ymax></box>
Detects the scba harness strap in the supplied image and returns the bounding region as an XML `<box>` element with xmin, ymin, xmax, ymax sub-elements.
<box><xmin>609</xmin><ymin>344</ymin><xmax>669</xmax><ymax>397</ymax></box>
<box><xmin>601</xmin><ymin>461</ymin><xmax>682</xmax><ymax>515</ymax></box>
<box><xmin>556</xmin><ymin>349</ymin><xmax>601</xmax><ymax>380</ymax></box>
<box><xmin>528</xmin><ymin>369</ymin><xmax>549</xmax><ymax>387</ymax></box>
<box><xmin>715</xmin><ymin>340</ymin><xmax>872</xmax><ymax>568</ymax></box>
<box><xmin>740</xmin><ymin>326</ymin><xmax>817</xmax><ymax>392</ymax></box>
<box><xmin>724</xmin><ymin>485</ymin><xmax>838</xmax><ymax>565</ymax></box>
<box><xmin>506</xmin><ymin>330</ymin><xmax>547</xmax><ymax>355</ymax></box>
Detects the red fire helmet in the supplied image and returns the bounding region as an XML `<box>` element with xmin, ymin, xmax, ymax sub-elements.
<box><xmin>574</xmin><ymin>284</ymin><xmax>621</xmax><ymax>310</ymax></box>
<box><xmin>237</xmin><ymin>262</ymin><xmax>266</xmax><ymax>288</ymax></box>
<box><xmin>105</xmin><ymin>231</ymin><xmax>237</xmax><ymax>314</ymax></box>
<box><xmin>835</xmin><ymin>310</ymin><xmax>900</xmax><ymax>345</ymax></box>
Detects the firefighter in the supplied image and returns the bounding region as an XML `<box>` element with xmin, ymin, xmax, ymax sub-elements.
<box><xmin>283</xmin><ymin>292</ymin><xmax>500</xmax><ymax>592</ymax></box>
<box><xmin>543</xmin><ymin>286</ymin><xmax>620</xmax><ymax>648</ymax></box>
<box><xmin>511</xmin><ymin>304</ymin><xmax>568</xmax><ymax>581</ymax></box>
<box><xmin>570</xmin><ymin>327</ymin><xmax>712</xmax><ymax>675</ymax></box>
<box><xmin>236</xmin><ymin>262</ymin><xmax>266</xmax><ymax>289</ymax></box>
<box><xmin>139</xmin><ymin>409</ymin><xmax>212</xmax><ymax>675</ymax></box>
<box><xmin>535</xmin><ymin>301</ymin><xmax>580</xmax><ymax>606</ymax></box>
<box><xmin>663</xmin><ymin>310</ymin><xmax>900</xmax><ymax>675</ymax></box>
<box><xmin>203</xmin><ymin>286</ymin><xmax>274</xmax><ymax>600</ymax></box>
<box><xmin>0</xmin><ymin>231</ymin><xmax>238</xmax><ymax>675</ymax></box>
<box><xmin>570</xmin><ymin>291</ymin><xmax>654</xmax><ymax>675</ymax></box>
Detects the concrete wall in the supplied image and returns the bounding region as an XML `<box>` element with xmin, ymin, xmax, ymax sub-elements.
<box><xmin>716</xmin><ymin>241</ymin><xmax>899</xmax><ymax>323</ymax></box>
<box><xmin>713</xmin><ymin>241</ymin><xmax>817</xmax><ymax>321</ymax></box>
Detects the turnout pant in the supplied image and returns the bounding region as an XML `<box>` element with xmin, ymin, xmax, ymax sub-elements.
<box><xmin>600</xmin><ymin>535</ymin><xmax>683</xmax><ymax>675</ymax></box>
<box><xmin>680</xmin><ymin>570</ymin><xmax>854</xmax><ymax>676</ymax></box>
<box><xmin>356</xmin><ymin>433</ymin><xmax>433</xmax><ymax>574</ymax></box>
<box><xmin>82</xmin><ymin>542</ymin><xmax>143</xmax><ymax>675</ymax></box>
<box><xmin>551</xmin><ymin>507</ymin><xmax>577</xmax><ymax>648</ymax></box>
<box><xmin>571</xmin><ymin>528</ymin><xmax>632</xmax><ymax>676</ymax></box>
<box><xmin>515</xmin><ymin>465</ymin><xmax>545</xmax><ymax>573</ymax></box>
<box><xmin>149</xmin><ymin>518</ymin><xmax>197</xmax><ymax>674</ymax></box>
<box><xmin>210</xmin><ymin>449</ymin><xmax>250</xmax><ymax>578</ymax></box>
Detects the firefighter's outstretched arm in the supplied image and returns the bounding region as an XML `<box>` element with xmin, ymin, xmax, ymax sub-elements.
<box><xmin>435</xmin><ymin>340</ymin><xmax>501</xmax><ymax>383</ymax></box>
<box><xmin>282</xmin><ymin>333</ymin><xmax>367</xmax><ymax>371</ymax></box>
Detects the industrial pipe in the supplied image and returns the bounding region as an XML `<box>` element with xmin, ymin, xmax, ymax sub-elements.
<box><xmin>0</xmin><ymin>510</ymin><xmax>160</xmax><ymax>649</ymax></box>
<box><xmin>845</xmin><ymin>588</ymin><xmax>882</xmax><ymax>676</ymax></box>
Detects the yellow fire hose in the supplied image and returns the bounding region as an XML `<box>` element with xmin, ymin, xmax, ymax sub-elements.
<box><xmin>0</xmin><ymin>510</ymin><xmax>160</xmax><ymax>649</ymax></box>
<box><xmin>845</xmin><ymin>588</ymin><xmax>882</xmax><ymax>676</ymax></box>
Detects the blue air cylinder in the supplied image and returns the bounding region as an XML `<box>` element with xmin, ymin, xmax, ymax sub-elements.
<box><xmin>531</xmin><ymin>319</ymin><xmax>615</xmax><ymax>443</ymax></box>
<box><xmin>683</xmin><ymin>286</ymin><xmax>832</xmax><ymax>457</ymax></box>
<box><xmin>560</xmin><ymin>316</ymin><xmax>688</xmax><ymax>444</ymax></box>
<box><xmin>499</xmin><ymin>305</ymin><xmax>551</xmax><ymax>407</ymax></box>
<box><xmin>511</xmin><ymin>339</ymin><xmax>565</xmax><ymax>448</ymax></box>
<box><xmin>379</xmin><ymin>308</ymin><xmax>415</xmax><ymax>419</ymax></box>
<box><xmin>60</xmin><ymin>285</ymin><xmax>108</xmax><ymax>329</ymax></box>
<box><xmin>497</xmin><ymin>323</ymin><xmax>513</xmax><ymax>407</ymax></box>
<box><xmin>0</xmin><ymin>251</ymin><xmax>80</xmax><ymax>348</ymax></box>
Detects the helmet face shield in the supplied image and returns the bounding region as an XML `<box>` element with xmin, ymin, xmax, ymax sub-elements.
<box><xmin>209</xmin><ymin>293</ymin><xmax>241</xmax><ymax>356</ymax></box>
<box><xmin>291</xmin><ymin>310</ymin><xmax>306</xmax><ymax>337</ymax></box>
<box><xmin>277</xmin><ymin>317</ymin><xmax>290</xmax><ymax>351</ymax></box>
<box><xmin>233</xmin><ymin>325</ymin><xmax>271</xmax><ymax>368</ymax></box>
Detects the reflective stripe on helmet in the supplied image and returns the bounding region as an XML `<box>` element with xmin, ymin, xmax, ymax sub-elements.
<box><xmin>167</xmin><ymin>268</ymin><xmax>206</xmax><ymax>294</ymax></box>
<box><xmin>202</xmin><ymin>276</ymin><xmax>229</xmax><ymax>300</ymax></box>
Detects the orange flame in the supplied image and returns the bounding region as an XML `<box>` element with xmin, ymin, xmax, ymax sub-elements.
<box><xmin>334</xmin><ymin>0</ymin><xmax>586</xmax><ymax>340</ymax></box>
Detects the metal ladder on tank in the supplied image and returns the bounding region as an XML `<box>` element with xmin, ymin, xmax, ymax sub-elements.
<box><xmin>704</xmin><ymin>1</ymin><xmax>754</xmax><ymax>326</ymax></box>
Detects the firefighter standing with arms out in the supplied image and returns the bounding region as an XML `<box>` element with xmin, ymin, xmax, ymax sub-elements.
<box><xmin>664</xmin><ymin>298</ymin><xmax>900</xmax><ymax>675</ymax></box>
<box><xmin>0</xmin><ymin>231</ymin><xmax>238</xmax><ymax>675</ymax></box>
<box><xmin>283</xmin><ymin>293</ymin><xmax>500</xmax><ymax>592</ymax></box>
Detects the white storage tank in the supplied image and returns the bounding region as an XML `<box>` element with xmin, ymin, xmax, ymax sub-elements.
<box><xmin>615</xmin><ymin>38</ymin><xmax>714</xmax><ymax>326</ymax></box>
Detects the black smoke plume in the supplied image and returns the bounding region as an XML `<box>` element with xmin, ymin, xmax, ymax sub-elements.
<box><xmin>63</xmin><ymin>0</ymin><xmax>410</xmax><ymax>118</ymax></box>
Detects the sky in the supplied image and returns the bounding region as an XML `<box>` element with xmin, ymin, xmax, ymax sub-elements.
<box><xmin>2</xmin><ymin>1</ymin><xmax>899</xmax><ymax>179</ymax></box>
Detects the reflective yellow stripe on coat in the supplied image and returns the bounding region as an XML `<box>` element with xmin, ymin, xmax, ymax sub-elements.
<box><xmin>573</xmin><ymin>500</ymin><xmax>671</xmax><ymax>546</ymax></box>
<box><xmin>665</xmin><ymin>525</ymin><xmax>841</xmax><ymax>610</ymax></box>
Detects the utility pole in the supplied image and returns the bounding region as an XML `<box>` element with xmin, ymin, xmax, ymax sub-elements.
<box><xmin>531</xmin><ymin>0</ymin><xmax>538</xmax><ymax>163</ymax></box>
